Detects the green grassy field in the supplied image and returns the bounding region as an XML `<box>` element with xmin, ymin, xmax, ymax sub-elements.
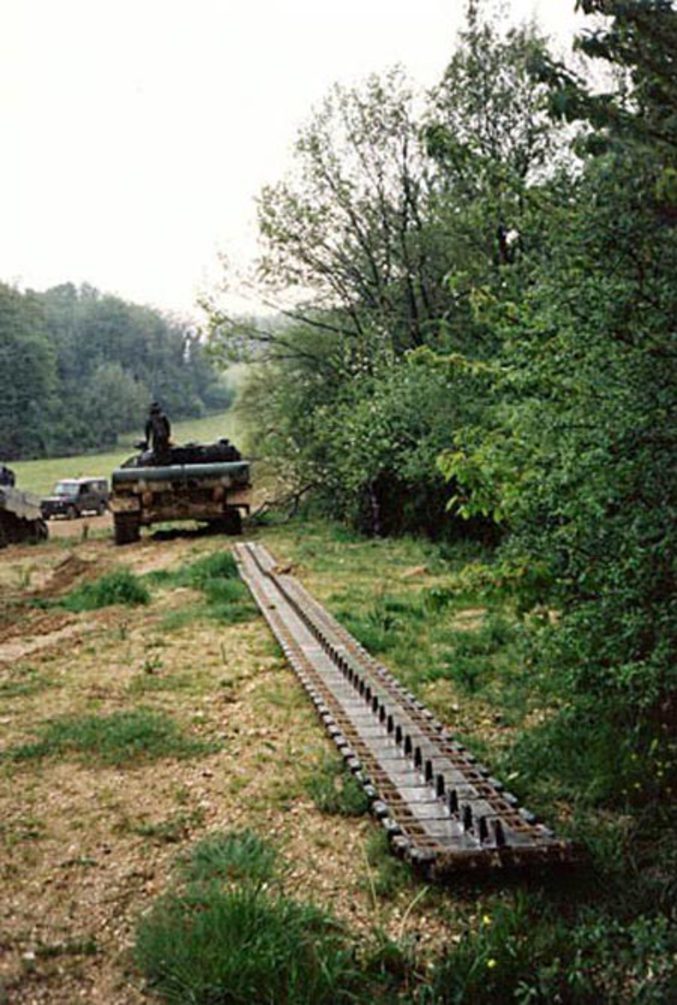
<box><xmin>12</xmin><ymin>410</ymin><xmax>241</xmax><ymax>496</ymax></box>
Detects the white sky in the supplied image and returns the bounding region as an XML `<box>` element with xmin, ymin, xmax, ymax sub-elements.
<box><xmin>1</xmin><ymin>1</ymin><xmax>587</xmax><ymax>320</ymax></box>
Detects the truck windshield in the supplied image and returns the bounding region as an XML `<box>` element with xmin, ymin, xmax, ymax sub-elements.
<box><xmin>54</xmin><ymin>482</ymin><xmax>79</xmax><ymax>497</ymax></box>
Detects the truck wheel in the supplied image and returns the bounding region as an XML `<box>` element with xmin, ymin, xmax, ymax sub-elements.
<box><xmin>114</xmin><ymin>513</ymin><xmax>140</xmax><ymax>545</ymax></box>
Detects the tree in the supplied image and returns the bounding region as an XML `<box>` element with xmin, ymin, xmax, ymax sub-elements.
<box><xmin>440</xmin><ymin>0</ymin><xmax>677</xmax><ymax>792</ymax></box>
<box><xmin>0</xmin><ymin>284</ymin><xmax>56</xmax><ymax>459</ymax></box>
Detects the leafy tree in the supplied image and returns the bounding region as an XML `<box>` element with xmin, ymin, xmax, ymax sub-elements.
<box><xmin>441</xmin><ymin>0</ymin><xmax>677</xmax><ymax>789</ymax></box>
<box><xmin>0</xmin><ymin>284</ymin><xmax>56</xmax><ymax>459</ymax></box>
<box><xmin>0</xmin><ymin>281</ymin><xmax>228</xmax><ymax>459</ymax></box>
<box><xmin>215</xmin><ymin>7</ymin><xmax>566</xmax><ymax>535</ymax></box>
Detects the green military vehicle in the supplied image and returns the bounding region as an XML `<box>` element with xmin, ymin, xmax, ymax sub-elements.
<box><xmin>109</xmin><ymin>439</ymin><xmax>251</xmax><ymax>545</ymax></box>
<box><xmin>0</xmin><ymin>485</ymin><xmax>48</xmax><ymax>548</ymax></box>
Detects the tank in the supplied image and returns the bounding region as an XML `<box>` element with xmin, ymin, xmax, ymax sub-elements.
<box><xmin>109</xmin><ymin>438</ymin><xmax>252</xmax><ymax>545</ymax></box>
<box><xmin>0</xmin><ymin>485</ymin><xmax>49</xmax><ymax>548</ymax></box>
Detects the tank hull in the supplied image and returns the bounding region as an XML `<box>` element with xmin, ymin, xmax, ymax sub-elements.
<box><xmin>0</xmin><ymin>486</ymin><xmax>48</xmax><ymax>547</ymax></box>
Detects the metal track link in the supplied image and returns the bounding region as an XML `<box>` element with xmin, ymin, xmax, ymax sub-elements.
<box><xmin>235</xmin><ymin>541</ymin><xmax>575</xmax><ymax>877</ymax></box>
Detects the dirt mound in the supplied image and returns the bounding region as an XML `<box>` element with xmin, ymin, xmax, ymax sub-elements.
<box><xmin>33</xmin><ymin>553</ymin><xmax>102</xmax><ymax>599</ymax></box>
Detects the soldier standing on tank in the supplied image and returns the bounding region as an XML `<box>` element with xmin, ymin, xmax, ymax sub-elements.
<box><xmin>0</xmin><ymin>464</ymin><xmax>15</xmax><ymax>487</ymax></box>
<box><xmin>144</xmin><ymin>402</ymin><xmax>171</xmax><ymax>464</ymax></box>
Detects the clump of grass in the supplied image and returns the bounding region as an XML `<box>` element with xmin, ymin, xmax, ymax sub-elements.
<box><xmin>306</xmin><ymin>757</ymin><xmax>370</xmax><ymax>817</ymax></box>
<box><xmin>427</xmin><ymin>893</ymin><xmax>677</xmax><ymax>1005</ymax></box>
<box><xmin>135</xmin><ymin>829</ymin><xmax>375</xmax><ymax>1004</ymax></box>
<box><xmin>136</xmin><ymin>886</ymin><xmax>363</xmax><ymax>1005</ymax></box>
<box><xmin>150</xmin><ymin>550</ymin><xmax>255</xmax><ymax>625</ymax></box>
<box><xmin>60</xmin><ymin>569</ymin><xmax>150</xmax><ymax>611</ymax></box>
<box><xmin>177</xmin><ymin>829</ymin><xmax>280</xmax><ymax>887</ymax></box>
<box><xmin>364</xmin><ymin>831</ymin><xmax>413</xmax><ymax>900</ymax></box>
<box><xmin>127</xmin><ymin>670</ymin><xmax>195</xmax><ymax>694</ymax></box>
<box><xmin>151</xmin><ymin>550</ymin><xmax>239</xmax><ymax>589</ymax></box>
<box><xmin>5</xmin><ymin>708</ymin><xmax>216</xmax><ymax>767</ymax></box>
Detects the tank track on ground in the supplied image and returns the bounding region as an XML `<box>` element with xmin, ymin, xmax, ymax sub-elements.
<box><xmin>235</xmin><ymin>541</ymin><xmax>577</xmax><ymax>878</ymax></box>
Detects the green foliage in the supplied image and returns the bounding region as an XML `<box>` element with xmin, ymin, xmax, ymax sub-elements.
<box><xmin>174</xmin><ymin>549</ymin><xmax>240</xmax><ymax>586</ymax></box>
<box><xmin>210</xmin><ymin>11</ymin><xmax>564</xmax><ymax>538</ymax></box>
<box><xmin>306</xmin><ymin>757</ymin><xmax>370</xmax><ymax>817</ymax></box>
<box><xmin>0</xmin><ymin>281</ymin><xmax>231</xmax><ymax>461</ymax></box>
<box><xmin>4</xmin><ymin>709</ymin><xmax>215</xmax><ymax>766</ymax></box>
<box><xmin>427</xmin><ymin>895</ymin><xmax>677</xmax><ymax>1004</ymax></box>
<box><xmin>60</xmin><ymin>568</ymin><xmax>150</xmax><ymax>611</ymax></box>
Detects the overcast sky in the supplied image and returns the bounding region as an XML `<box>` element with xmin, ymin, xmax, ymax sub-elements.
<box><xmin>1</xmin><ymin>1</ymin><xmax>587</xmax><ymax>319</ymax></box>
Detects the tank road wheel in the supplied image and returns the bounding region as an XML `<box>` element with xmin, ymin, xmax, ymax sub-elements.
<box><xmin>113</xmin><ymin>513</ymin><xmax>141</xmax><ymax>546</ymax></box>
<box><xmin>33</xmin><ymin>519</ymin><xmax>48</xmax><ymax>543</ymax></box>
<box><xmin>222</xmin><ymin>508</ymin><xmax>243</xmax><ymax>535</ymax></box>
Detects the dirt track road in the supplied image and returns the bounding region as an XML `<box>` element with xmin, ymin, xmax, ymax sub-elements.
<box><xmin>46</xmin><ymin>513</ymin><xmax>112</xmax><ymax>540</ymax></box>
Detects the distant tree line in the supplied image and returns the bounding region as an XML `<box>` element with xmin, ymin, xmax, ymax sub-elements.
<box><xmin>0</xmin><ymin>282</ymin><xmax>232</xmax><ymax>459</ymax></box>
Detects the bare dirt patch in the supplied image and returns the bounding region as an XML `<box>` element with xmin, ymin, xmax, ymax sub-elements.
<box><xmin>46</xmin><ymin>513</ymin><xmax>112</xmax><ymax>541</ymax></box>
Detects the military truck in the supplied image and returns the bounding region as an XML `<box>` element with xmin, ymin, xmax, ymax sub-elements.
<box><xmin>0</xmin><ymin>485</ymin><xmax>48</xmax><ymax>548</ymax></box>
<box><xmin>109</xmin><ymin>438</ymin><xmax>251</xmax><ymax>545</ymax></box>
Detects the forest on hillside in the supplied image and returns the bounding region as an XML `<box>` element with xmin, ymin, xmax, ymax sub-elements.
<box><xmin>209</xmin><ymin>0</ymin><xmax>676</xmax><ymax>906</ymax></box>
<box><xmin>0</xmin><ymin>281</ymin><xmax>232</xmax><ymax>460</ymax></box>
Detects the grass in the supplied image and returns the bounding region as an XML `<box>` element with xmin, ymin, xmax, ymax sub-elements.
<box><xmin>0</xmin><ymin>666</ymin><xmax>53</xmax><ymax>698</ymax></box>
<box><xmin>11</xmin><ymin>409</ymin><xmax>240</xmax><ymax>496</ymax></box>
<box><xmin>176</xmin><ymin>829</ymin><xmax>281</xmax><ymax>887</ymax></box>
<box><xmin>3</xmin><ymin>709</ymin><xmax>217</xmax><ymax>767</ymax></box>
<box><xmin>58</xmin><ymin>568</ymin><xmax>150</xmax><ymax>611</ymax></box>
<box><xmin>135</xmin><ymin>830</ymin><xmax>378</xmax><ymax>1005</ymax></box>
<box><xmin>150</xmin><ymin>550</ymin><xmax>256</xmax><ymax>626</ymax></box>
<box><xmin>363</xmin><ymin>831</ymin><xmax>414</xmax><ymax>901</ymax></box>
<box><xmin>136</xmin><ymin>885</ymin><xmax>365</xmax><ymax>1005</ymax></box>
<box><xmin>122</xmin><ymin>809</ymin><xmax>206</xmax><ymax>845</ymax></box>
<box><xmin>248</xmin><ymin>517</ymin><xmax>677</xmax><ymax>1002</ymax></box>
<box><xmin>306</xmin><ymin>756</ymin><xmax>371</xmax><ymax>817</ymax></box>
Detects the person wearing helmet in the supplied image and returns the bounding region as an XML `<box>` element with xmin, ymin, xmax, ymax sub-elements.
<box><xmin>0</xmin><ymin>464</ymin><xmax>15</xmax><ymax>487</ymax></box>
<box><xmin>144</xmin><ymin>402</ymin><xmax>172</xmax><ymax>463</ymax></box>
